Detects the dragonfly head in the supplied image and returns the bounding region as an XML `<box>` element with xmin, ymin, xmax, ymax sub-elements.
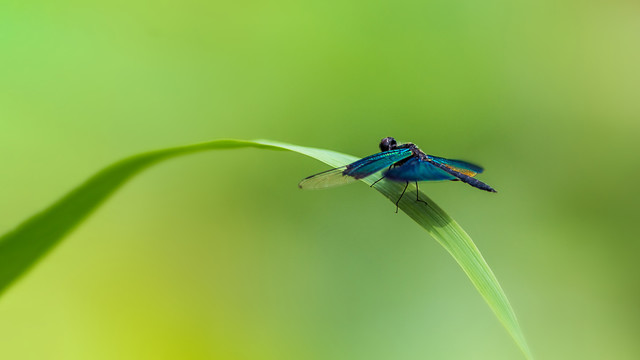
<box><xmin>379</xmin><ymin>137</ymin><xmax>398</xmax><ymax>152</ymax></box>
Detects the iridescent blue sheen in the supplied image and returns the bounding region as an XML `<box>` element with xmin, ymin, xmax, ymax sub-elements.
<box><xmin>427</xmin><ymin>155</ymin><xmax>484</xmax><ymax>174</ymax></box>
<box><xmin>298</xmin><ymin>137</ymin><xmax>496</xmax><ymax>194</ymax></box>
<box><xmin>385</xmin><ymin>158</ymin><xmax>456</xmax><ymax>181</ymax></box>
<box><xmin>343</xmin><ymin>148</ymin><xmax>412</xmax><ymax>179</ymax></box>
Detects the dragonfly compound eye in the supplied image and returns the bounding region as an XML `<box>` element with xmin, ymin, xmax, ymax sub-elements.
<box><xmin>379</xmin><ymin>137</ymin><xmax>397</xmax><ymax>151</ymax></box>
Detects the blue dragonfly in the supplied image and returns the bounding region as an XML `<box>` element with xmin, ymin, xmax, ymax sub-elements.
<box><xmin>299</xmin><ymin>137</ymin><xmax>496</xmax><ymax>212</ymax></box>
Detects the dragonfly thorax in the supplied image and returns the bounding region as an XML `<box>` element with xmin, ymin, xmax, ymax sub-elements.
<box><xmin>409</xmin><ymin>144</ymin><xmax>428</xmax><ymax>160</ymax></box>
<box><xmin>398</xmin><ymin>142</ymin><xmax>427</xmax><ymax>160</ymax></box>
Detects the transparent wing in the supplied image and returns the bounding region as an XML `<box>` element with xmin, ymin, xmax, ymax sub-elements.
<box><xmin>298</xmin><ymin>148</ymin><xmax>412</xmax><ymax>190</ymax></box>
<box><xmin>385</xmin><ymin>158</ymin><xmax>456</xmax><ymax>182</ymax></box>
<box><xmin>298</xmin><ymin>166</ymin><xmax>358</xmax><ymax>190</ymax></box>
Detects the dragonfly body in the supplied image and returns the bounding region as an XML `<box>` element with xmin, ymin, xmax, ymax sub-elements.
<box><xmin>299</xmin><ymin>137</ymin><xmax>496</xmax><ymax>210</ymax></box>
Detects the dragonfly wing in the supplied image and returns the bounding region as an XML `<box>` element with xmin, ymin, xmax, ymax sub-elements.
<box><xmin>427</xmin><ymin>159</ymin><xmax>497</xmax><ymax>192</ymax></box>
<box><xmin>299</xmin><ymin>148</ymin><xmax>412</xmax><ymax>190</ymax></box>
<box><xmin>298</xmin><ymin>166</ymin><xmax>359</xmax><ymax>189</ymax></box>
<box><xmin>343</xmin><ymin>148</ymin><xmax>412</xmax><ymax>179</ymax></box>
<box><xmin>385</xmin><ymin>158</ymin><xmax>456</xmax><ymax>182</ymax></box>
<box><xmin>386</xmin><ymin>157</ymin><xmax>496</xmax><ymax>192</ymax></box>
<box><xmin>427</xmin><ymin>155</ymin><xmax>484</xmax><ymax>176</ymax></box>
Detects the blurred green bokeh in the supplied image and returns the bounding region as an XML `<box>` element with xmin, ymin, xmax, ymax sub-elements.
<box><xmin>1</xmin><ymin>0</ymin><xmax>638</xmax><ymax>359</ymax></box>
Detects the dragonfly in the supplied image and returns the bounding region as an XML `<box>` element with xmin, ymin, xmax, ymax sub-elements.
<box><xmin>298</xmin><ymin>137</ymin><xmax>497</xmax><ymax>212</ymax></box>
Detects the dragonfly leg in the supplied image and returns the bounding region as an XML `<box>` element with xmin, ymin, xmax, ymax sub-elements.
<box><xmin>370</xmin><ymin>175</ymin><xmax>386</xmax><ymax>188</ymax></box>
<box><xmin>395</xmin><ymin>181</ymin><xmax>409</xmax><ymax>213</ymax></box>
<box><xmin>371</xmin><ymin>165</ymin><xmax>392</xmax><ymax>188</ymax></box>
<box><xmin>415</xmin><ymin>182</ymin><xmax>428</xmax><ymax>206</ymax></box>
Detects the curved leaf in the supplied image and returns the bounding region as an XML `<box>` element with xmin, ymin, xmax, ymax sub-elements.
<box><xmin>0</xmin><ymin>139</ymin><xmax>533</xmax><ymax>359</ymax></box>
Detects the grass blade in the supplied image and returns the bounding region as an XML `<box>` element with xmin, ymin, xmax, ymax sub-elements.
<box><xmin>0</xmin><ymin>138</ymin><xmax>532</xmax><ymax>359</ymax></box>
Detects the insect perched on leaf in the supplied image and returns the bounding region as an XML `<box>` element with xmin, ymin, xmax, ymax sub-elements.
<box><xmin>299</xmin><ymin>137</ymin><xmax>497</xmax><ymax>212</ymax></box>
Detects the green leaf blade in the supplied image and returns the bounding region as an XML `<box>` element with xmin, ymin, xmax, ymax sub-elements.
<box><xmin>0</xmin><ymin>138</ymin><xmax>533</xmax><ymax>359</ymax></box>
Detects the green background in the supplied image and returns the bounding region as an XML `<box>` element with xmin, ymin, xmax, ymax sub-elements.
<box><xmin>1</xmin><ymin>0</ymin><xmax>638</xmax><ymax>359</ymax></box>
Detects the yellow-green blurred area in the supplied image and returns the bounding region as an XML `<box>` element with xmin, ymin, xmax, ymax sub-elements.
<box><xmin>1</xmin><ymin>0</ymin><xmax>639</xmax><ymax>359</ymax></box>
